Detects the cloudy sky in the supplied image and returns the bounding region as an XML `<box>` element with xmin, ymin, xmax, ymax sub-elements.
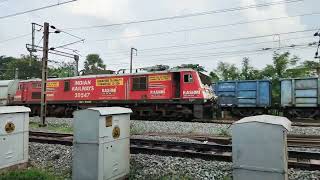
<box><xmin>0</xmin><ymin>0</ymin><xmax>319</xmax><ymax>73</ymax></box>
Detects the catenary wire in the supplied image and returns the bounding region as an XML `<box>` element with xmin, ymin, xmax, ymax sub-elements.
<box><xmin>107</xmin><ymin>44</ymin><xmax>315</xmax><ymax>66</ymax></box>
<box><xmin>88</xmin><ymin>11</ymin><xmax>320</xmax><ymax>42</ymax></box>
<box><xmin>0</xmin><ymin>0</ymin><xmax>77</xmax><ymax>20</ymax></box>
<box><xmin>105</xmin><ymin>35</ymin><xmax>315</xmax><ymax>60</ymax></box>
<box><xmin>64</xmin><ymin>0</ymin><xmax>303</xmax><ymax>31</ymax></box>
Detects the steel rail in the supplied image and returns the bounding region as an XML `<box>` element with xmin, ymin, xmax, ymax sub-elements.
<box><xmin>29</xmin><ymin>131</ymin><xmax>320</xmax><ymax>170</ymax></box>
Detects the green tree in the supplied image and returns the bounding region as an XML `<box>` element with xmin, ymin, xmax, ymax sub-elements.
<box><xmin>175</xmin><ymin>64</ymin><xmax>206</xmax><ymax>72</ymax></box>
<box><xmin>81</xmin><ymin>54</ymin><xmax>107</xmax><ymax>75</ymax></box>
<box><xmin>260</xmin><ymin>52</ymin><xmax>305</xmax><ymax>104</ymax></box>
<box><xmin>0</xmin><ymin>56</ymin><xmax>16</xmax><ymax>79</ymax></box>
<box><xmin>49</xmin><ymin>62</ymin><xmax>76</xmax><ymax>78</ymax></box>
<box><xmin>301</xmin><ymin>60</ymin><xmax>320</xmax><ymax>76</ymax></box>
<box><xmin>240</xmin><ymin>57</ymin><xmax>261</xmax><ymax>80</ymax></box>
<box><xmin>209</xmin><ymin>71</ymin><xmax>219</xmax><ymax>82</ymax></box>
<box><xmin>2</xmin><ymin>55</ymin><xmax>41</xmax><ymax>80</ymax></box>
<box><xmin>215</xmin><ymin>62</ymin><xmax>240</xmax><ymax>80</ymax></box>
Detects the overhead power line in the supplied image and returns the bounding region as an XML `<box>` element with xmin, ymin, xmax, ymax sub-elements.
<box><xmin>0</xmin><ymin>33</ymin><xmax>30</xmax><ymax>44</ymax></box>
<box><xmin>106</xmin><ymin>35</ymin><xmax>315</xmax><ymax>60</ymax></box>
<box><xmin>0</xmin><ymin>0</ymin><xmax>78</xmax><ymax>20</ymax></box>
<box><xmin>64</xmin><ymin>0</ymin><xmax>303</xmax><ymax>31</ymax></box>
<box><xmin>105</xmin><ymin>28</ymin><xmax>318</xmax><ymax>55</ymax></box>
<box><xmin>108</xmin><ymin>42</ymin><xmax>316</xmax><ymax>66</ymax></box>
<box><xmin>139</xmin><ymin>29</ymin><xmax>317</xmax><ymax>51</ymax></box>
<box><xmin>89</xmin><ymin>11</ymin><xmax>320</xmax><ymax>42</ymax></box>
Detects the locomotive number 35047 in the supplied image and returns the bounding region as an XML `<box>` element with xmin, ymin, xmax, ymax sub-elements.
<box><xmin>75</xmin><ymin>92</ymin><xmax>90</xmax><ymax>98</ymax></box>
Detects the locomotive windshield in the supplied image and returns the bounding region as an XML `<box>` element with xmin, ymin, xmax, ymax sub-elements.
<box><xmin>198</xmin><ymin>72</ymin><xmax>212</xmax><ymax>85</ymax></box>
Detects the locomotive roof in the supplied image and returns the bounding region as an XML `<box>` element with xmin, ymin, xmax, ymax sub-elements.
<box><xmin>19</xmin><ymin>68</ymin><xmax>198</xmax><ymax>82</ymax></box>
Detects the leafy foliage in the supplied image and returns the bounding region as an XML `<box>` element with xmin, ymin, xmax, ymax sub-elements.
<box><xmin>215</xmin><ymin>62</ymin><xmax>240</xmax><ymax>81</ymax></box>
<box><xmin>210</xmin><ymin>52</ymin><xmax>319</xmax><ymax>104</ymax></box>
<box><xmin>0</xmin><ymin>55</ymin><xmax>41</xmax><ymax>80</ymax></box>
<box><xmin>49</xmin><ymin>62</ymin><xmax>76</xmax><ymax>78</ymax></box>
<box><xmin>81</xmin><ymin>54</ymin><xmax>110</xmax><ymax>75</ymax></box>
<box><xmin>209</xmin><ymin>71</ymin><xmax>219</xmax><ymax>82</ymax></box>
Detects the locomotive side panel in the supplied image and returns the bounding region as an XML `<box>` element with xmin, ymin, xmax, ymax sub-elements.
<box><xmin>180</xmin><ymin>71</ymin><xmax>205</xmax><ymax>100</ymax></box>
<box><xmin>11</xmin><ymin>69</ymin><xmax>213</xmax><ymax>119</ymax></box>
<box><xmin>147</xmin><ymin>73</ymin><xmax>173</xmax><ymax>99</ymax></box>
<box><xmin>13</xmin><ymin>71</ymin><xmax>208</xmax><ymax>103</ymax></box>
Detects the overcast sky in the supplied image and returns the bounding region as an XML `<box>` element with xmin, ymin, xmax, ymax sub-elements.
<box><xmin>0</xmin><ymin>0</ymin><xmax>319</xmax><ymax>73</ymax></box>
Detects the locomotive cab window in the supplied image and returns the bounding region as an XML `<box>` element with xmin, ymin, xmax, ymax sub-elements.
<box><xmin>132</xmin><ymin>76</ymin><xmax>147</xmax><ymax>91</ymax></box>
<box><xmin>184</xmin><ymin>74</ymin><xmax>193</xmax><ymax>83</ymax></box>
<box><xmin>64</xmin><ymin>80</ymin><xmax>70</xmax><ymax>91</ymax></box>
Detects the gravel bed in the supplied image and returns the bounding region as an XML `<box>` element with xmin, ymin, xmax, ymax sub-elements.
<box><xmin>29</xmin><ymin>143</ymin><xmax>320</xmax><ymax>180</ymax></box>
<box><xmin>131</xmin><ymin>120</ymin><xmax>320</xmax><ymax>137</ymax></box>
<box><xmin>288</xmin><ymin>147</ymin><xmax>320</xmax><ymax>153</ymax></box>
<box><xmin>131</xmin><ymin>135</ymin><xmax>202</xmax><ymax>143</ymax></box>
<box><xmin>29</xmin><ymin>142</ymin><xmax>72</xmax><ymax>178</ymax></box>
<box><xmin>290</xmin><ymin>126</ymin><xmax>320</xmax><ymax>136</ymax></box>
<box><xmin>30</xmin><ymin>117</ymin><xmax>73</xmax><ymax>127</ymax></box>
<box><xmin>131</xmin><ymin>120</ymin><xmax>232</xmax><ymax>136</ymax></box>
<box><xmin>30</xmin><ymin>117</ymin><xmax>320</xmax><ymax>137</ymax></box>
<box><xmin>130</xmin><ymin>154</ymin><xmax>231</xmax><ymax>180</ymax></box>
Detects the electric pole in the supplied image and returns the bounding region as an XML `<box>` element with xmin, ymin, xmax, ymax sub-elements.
<box><xmin>74</xmin><ymin>55</ymin><xmax>79</xmax><ymax>76</ymax></box>
<box><xmin>314</xmin><ymin>31</ymin><xmax>320</xmax><ymax>77</ymax></box>
<box><xmin>130</xmin><ymin>47</ymin><xmax>137</xmax><ymax>73</ymax></box>
<box><xmin>40</xmin><ymin>22</ymin><xmax>49</xmax><ymax>127</ymax></box>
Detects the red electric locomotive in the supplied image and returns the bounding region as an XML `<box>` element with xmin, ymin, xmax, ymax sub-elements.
<box><xmin>12</xmin><ymin>69</ymin><xmax>214</xmax><ymax>120</ymax></box>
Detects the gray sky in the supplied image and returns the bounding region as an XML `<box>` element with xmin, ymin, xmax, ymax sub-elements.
<box><xmin>0</xmin><ymin>0</ymin><xmax>319</xmax><ymax>72</ymax></box>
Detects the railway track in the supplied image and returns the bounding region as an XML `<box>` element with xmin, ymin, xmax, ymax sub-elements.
<box><xmin>29</xmin><ymin>131</ymin><xmax>320</xmax><ymax>170</ymax></box>
<box><xmin>133</xmin><ymin>118</ymin><xmax>320</xmax><ymax>127</ymax></box>
<box><xmin>197</xmin><ymin>119</ymin><xmax>320</xmax><ymax>127</ymax></box>
<box><xmin>141</xmin><ymin>132</ymin><xmax>320</xmax><ymax>148</ymax></box>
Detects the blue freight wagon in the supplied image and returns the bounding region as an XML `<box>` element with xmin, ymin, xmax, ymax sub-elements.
<box><xmin>215</xmin><ymin>80</ymin><xmax>271</xmax><ymax>116</ymax></box>
<box><xmin>281</xmin><ymin>77</ymin><xmax>320</xmax><ymax>119</ymax></box>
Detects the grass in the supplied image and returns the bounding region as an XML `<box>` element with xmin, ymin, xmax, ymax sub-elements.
<box><xmin>0</xmin><ymin>168</ymin><xmax>63</xmax><ymax>180</ymax></box>
<box><xmin>29</xmin><ymin>122</ymin><xmax>73</xmax><ymax>133</ymax></box>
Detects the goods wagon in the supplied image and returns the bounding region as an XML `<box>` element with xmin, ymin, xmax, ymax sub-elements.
<box><xmin>12</xmin><ymin>69</ymin><xmax>214</xmax><ymax>119</ymax></box>
<box><xmin>0</xmin><ymin>80</ymin><xmax>19</xmax><ymax>106</ymax></box>
<box><xmin>281</xmin><ymin>77</ymin><xmax>320</xmax><ymax>119</ymax></box>
<box><xmin>215</xmin><ymin>80</ymin><xmax>271</xmax><ymax>116</ymax></box>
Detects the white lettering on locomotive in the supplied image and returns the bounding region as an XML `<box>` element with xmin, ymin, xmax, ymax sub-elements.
<box><xmin>150</xmin><ymin>90</ymin><xmax>165</xmax><ymax>95</ymax></box>
<box><xmin>183</xmin><ymin>90</ymin><xmax>200</xmax><ymax>95</ymax></box>
<box><xmin>75</xmin><ymin>93</ymin><xmax>90</xmax><ymax>98</ymax></box>
<box><xmin>102</xmin><ymin>88</ymin><xmax>117</xmax><ymax>95</ymax></box>
<box><xmin>74</xmin><ymin>80</ymin><xmax>91</xmax><ymax>86</ymax></box>
<box><xmin>72</xmin><ymin>86</ymin><xmax>94</xmax><ymax>91</ymax></box>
